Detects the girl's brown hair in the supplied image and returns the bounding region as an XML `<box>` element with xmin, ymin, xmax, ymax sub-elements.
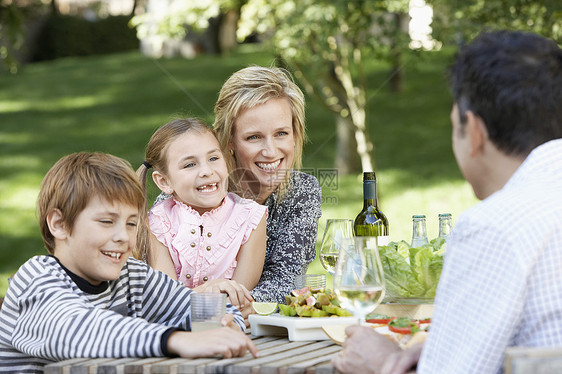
<box><xmin>134</xmin><ymin>118</ymin><xmax>215</xmax><ymax>260</ymax></box>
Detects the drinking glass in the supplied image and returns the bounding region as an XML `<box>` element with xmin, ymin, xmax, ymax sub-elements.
<box><xmin>190</xmin><ymin>293</ymin><xmax>226</xmax><ymax>332</ymax></box>
<box><xmin>333</xmin><ymin>237</ymin><xmax>386</xmax><ymax>324</ymax></box>
<box><xmin>319</xmin><ymin>219</ymin><xmax>354</xmax><ymax>277</ymax></box>
<box><xmin>294</xmin><ymin>274</ymin><xmax>327</xmax><ymax>290</ymax></box>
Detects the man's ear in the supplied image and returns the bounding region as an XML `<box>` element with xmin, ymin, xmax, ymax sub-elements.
<box><xmin>46</xmin><ymin>209</ymin><xmax>68</xmax><ymax>240</ymax></box>
<box><xmin>152</xmin><ymin>171</ymin><xmax>174</xmax><ymax>195</ymax></box>
<box><xmin>465</xmin><ymin>110</ymin><xmax>488</xmax><ymax>157</ymax></box>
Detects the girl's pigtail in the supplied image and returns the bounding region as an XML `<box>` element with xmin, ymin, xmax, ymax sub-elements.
<box><xmin>133</xmin><ymin>163</ymin><xmax>152</xmax><ymax>263</ymax></box>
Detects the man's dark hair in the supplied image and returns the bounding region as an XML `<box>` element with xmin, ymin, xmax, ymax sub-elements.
<box><xmin>449</xmin><ymin>30</ymin><xmax>562</xmax><ymax>157</ymax></box>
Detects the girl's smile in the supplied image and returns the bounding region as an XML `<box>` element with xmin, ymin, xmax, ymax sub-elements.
<box><xmin>153</xmin><ymin>130</ymin><xmax>229</xmax><ymax>215</ymax></box>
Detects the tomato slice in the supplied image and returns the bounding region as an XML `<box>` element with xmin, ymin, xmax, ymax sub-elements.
<box><xmin>366</xmin><ymin>314</ymin><xmax>394</xmax><ymax>324</ymax></box>
<box><xmin>388</xmin><ymin>317</ymin><xmax>420</xmax><ymax>334</ymax></box>
<box><xmin>366</xmin><ymin>318</ymin><xmax>393</xmax><ymax>324</ymax></box>
<box><xmin>418</xmin><ymin>318</ymin><xmax>431</xmax><ymax>324</ymax></box>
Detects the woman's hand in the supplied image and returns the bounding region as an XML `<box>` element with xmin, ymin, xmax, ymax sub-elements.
<box><xmin>167</xmin><ymin>325</ymin><xmax>259</xmax><ymax>359</ymax></box>
<box><xmin>193</xmin><ymin>279</ymin><xmax>253</xmax><ymax>310</ymax></box>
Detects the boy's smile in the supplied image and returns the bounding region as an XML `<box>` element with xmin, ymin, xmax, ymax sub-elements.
<box><xmin>52</xmin><ymin>195</ymin><xmax>139</xmax><ymax>285</ymax></box>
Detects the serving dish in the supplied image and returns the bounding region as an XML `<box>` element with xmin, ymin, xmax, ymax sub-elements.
<box><xmin>249</xmin><ymin>313</ymin><xmax>358</xmax><ymax>341</ymax></box>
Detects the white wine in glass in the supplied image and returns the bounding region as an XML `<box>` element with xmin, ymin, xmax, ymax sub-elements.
<box><xmin>334</xmin><ymin>237</ymin><xmax>386</xmax><ymax>324</ymax></box>
<box><xmin>319</xmin><ymin>219</ymin><xmax>354</xmax><ymax>276</ymax></box>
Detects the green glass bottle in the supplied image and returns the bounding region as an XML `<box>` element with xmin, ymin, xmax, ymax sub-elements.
<box><xmin>353</xmin><ymin>172</ymin><xmax>389</xmax><ymax>245</ymax></box>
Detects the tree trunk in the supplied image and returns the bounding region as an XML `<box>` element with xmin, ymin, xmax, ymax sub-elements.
<box><xmin>350</xmin><ymin>109</ymin><xmax>374</xmax><ymax>172</ymax></box>
<box><xmin>204</xmin><ymin>14</ymin><xmax>222</xmax><ymax>54</ymax></box>
<box><xmin>218</xmin><ymin>9</ymin><xmax>239</xmax><ymax>54</ymax></box>
<box><xmin>50</xmin><ymin>0</ymin><xmax>58</xmax><ymax>15</ymax></box>
<box><xmin>335</xmin><ymin>115</ymin><xmax>360</xmax><ymax>175</ymax></box>
<box><xmin>389</xmin><ymin>12</ymin><xmax>409</xmax><ymax>93</ymax></box>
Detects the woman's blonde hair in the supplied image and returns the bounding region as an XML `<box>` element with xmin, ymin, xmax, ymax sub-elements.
<box><xmin>135</xmin><ymin>118</ymin><xmax>216</xmax><ymax>260</ymax></box>
<box><xmin>213</xmin><ymin>66</ymin><xmax>306</xmax><ymax>202</ymax></box>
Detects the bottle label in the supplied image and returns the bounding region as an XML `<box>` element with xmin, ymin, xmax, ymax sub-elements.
<box><xmin>377</xmin><ymin>236</ymin><xmax>390</xmax><ymax>246</ymax></box>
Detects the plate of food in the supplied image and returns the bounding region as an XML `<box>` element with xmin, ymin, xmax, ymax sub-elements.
<box><xmin>321</xmin><ymin>316</ymin><xmax>430</xmax><ymax>348</ymax></box>
<box><xmin>249</xmin><ymin>286</ymin><xmax>357</xmax><ymax>341</ymax></box>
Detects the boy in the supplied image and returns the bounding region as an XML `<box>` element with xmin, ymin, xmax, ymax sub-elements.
<box><xmin>0</xmin><ymin>152</ymin><xmax>257</xmax><ymax>372</ymax></box>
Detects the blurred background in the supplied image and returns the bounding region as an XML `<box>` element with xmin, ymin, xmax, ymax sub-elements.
<box><xmin>1</xmin><ymin>0</ymin><xmax>560</xmax><ymax>294</ymax></box>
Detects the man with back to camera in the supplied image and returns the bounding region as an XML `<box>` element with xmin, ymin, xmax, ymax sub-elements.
<box><xmin>333</xmin><ymin>30</ymin><xmax>562</xmax><ymax>374</ymax></box>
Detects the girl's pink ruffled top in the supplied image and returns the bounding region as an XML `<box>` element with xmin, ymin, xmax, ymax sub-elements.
<box><xmin>149</xmin><ymin>192</ymin><xmax>267</xmax><ymax>288</ymax></box>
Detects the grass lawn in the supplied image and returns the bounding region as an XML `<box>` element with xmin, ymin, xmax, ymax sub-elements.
<box><xmin>0</xmin><ymin>45</ymin><xmax>478</xmax><ymax>296</ymax></box>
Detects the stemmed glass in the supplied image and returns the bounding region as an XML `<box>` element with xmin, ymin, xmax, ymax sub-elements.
<box><xmin>319</xmin><ymin>219</ymin><xmax>354</xmax><ymax>280</ymax></box>
<box><xmin>333</xmin><ymin>237</ymin><xmax>386</xmax><ymax>324</ymax></box>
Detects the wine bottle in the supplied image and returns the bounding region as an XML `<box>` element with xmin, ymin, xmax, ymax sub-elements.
<box><xmin>354</xmin><ymin>171</ymin><xmax>389</xmax><ymax>245</ymax></box>
<box><xmin>411</xmin><ymin>214</ymin><xmax>429</xmax><ymax>247</ymax></box>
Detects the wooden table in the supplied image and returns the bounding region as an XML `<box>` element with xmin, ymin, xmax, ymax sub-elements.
<box><xmin>44</xmin><ymin>334</ymin><xmax>342</xmax><ymax>374</ymax></box>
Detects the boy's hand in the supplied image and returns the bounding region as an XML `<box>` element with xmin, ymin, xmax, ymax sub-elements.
<box><xmin>220</xmin><ymin>313</ymin><xmax>244</xmax><ymax>331</ymax></box>
<box><xmin>167</xmin><ymin>328</ymin><xmax>259</xmax><ymax>359</ymax></box>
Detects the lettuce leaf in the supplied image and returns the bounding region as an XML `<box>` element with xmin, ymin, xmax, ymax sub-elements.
<box><xmin>379</xmin><ymin>239</ymin><xmax>445</xmax><ymax>299</ymax></box>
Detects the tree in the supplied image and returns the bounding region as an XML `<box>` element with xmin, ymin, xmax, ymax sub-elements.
<box><xmin>238</xmin><ymin>0</ymin><xmax>412</xmax><ymax>173</ymax></box>
<box><xmin>0</xmin><ymin>1</ymin><xmax>25</xmax><ymax>73</ymax></box>
<box><xmin>426</xmin><ymin>0</ymin><xmax>561</xmax><ymax>45</ymax></box>
<box><xmin>131</xmin><ymin>0</ymin><xmax>246</xmax><ymax>55</ymax></box>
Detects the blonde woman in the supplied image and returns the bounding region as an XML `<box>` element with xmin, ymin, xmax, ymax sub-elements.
<box><xmin>213</xmin><ymin>66</ymin><xmax>322</xmax><ymax>304</ymax></box>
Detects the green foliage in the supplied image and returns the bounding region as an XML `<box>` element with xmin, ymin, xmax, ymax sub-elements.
<box><xmin>427</xmin><ymin>0</ymin><xmax>562</xmax><ymax>45</ymax></box>
<box><xmin>0</xmin><ymin>2</ymin><xmax>26</xmax><ymax>73</ymax></box>
<box><xmin>131</xmin><ymin>0</ymin><xmax>245</xmax><ymax>40</ymax></box>
<box><xmin>32</xmin><ymin>14</ymin><xmax>139</xmax><ymax>62</ymax></box>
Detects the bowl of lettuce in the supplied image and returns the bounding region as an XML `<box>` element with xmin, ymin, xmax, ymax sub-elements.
<box><xmin>378</xmin><ymin>238</ymin><xmax>445</xmax><ymax>304</ymax></box>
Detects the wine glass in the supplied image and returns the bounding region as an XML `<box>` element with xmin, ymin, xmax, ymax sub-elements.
<box><xmin>333</xmin><ymin>237</ymin><xmax>386</xmax><ymax>324</ymax></box>
<box><xmin>319</xmin><ymin>219</ymin><xmax>354</xmax><ymax>278</ymax></box>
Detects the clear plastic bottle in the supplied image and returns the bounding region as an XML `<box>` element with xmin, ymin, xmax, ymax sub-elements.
<box><xmin>438</xmin><ymin>213</ymin><xmax>453</xmax><ymax>241</ymax></box>
<box><xmin>411</xmin><ymin>215</ymin><xmax>429</xmax><ymax>247</ymax></box>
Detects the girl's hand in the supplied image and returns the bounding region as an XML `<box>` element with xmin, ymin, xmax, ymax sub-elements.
<box><xmin>193</xmin><ymin>279</ymin><xmax>253</xmax><ymax>309</ymax></box>
<box><xmin>167</xmin><ymin>328</ymin><xmax>259</xmax><ymax>359</ymax></box>
<box><xmin>237</xmin><ymin>303</ymin><xmax>256</xmax><ymax>328</ymax></box>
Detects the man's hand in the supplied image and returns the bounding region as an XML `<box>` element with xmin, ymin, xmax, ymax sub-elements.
<box><xmin>332</xmin><ymin>325</ymin><xmax>405</xmax><ymax>374</ymax></box>
<box><xmin>193</xmin><ymin>279</ymin><xmax>253</xmax><ymax>309</ymax></box>
<box><xmin>381</xmin><ymin>342</ymin><xmax>423</xmax><ymax>374</ymax></box>
<box><xmin>167</xmin><ymin>327</ymin><xmax>259</xmax><ymax>359</ymax></box>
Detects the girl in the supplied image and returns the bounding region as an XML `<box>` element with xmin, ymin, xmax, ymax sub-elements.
<box><xmin>136</xmin><ymin>118</ymin><xmax>267</xmax><ymax>307</ymax></box>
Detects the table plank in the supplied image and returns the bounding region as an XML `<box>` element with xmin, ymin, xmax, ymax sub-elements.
<box><xmin>96</xmin><ymin>358</ymin><xmax>142</xmax><ymax>374</ymax></box>
<box><xmin>283</xmin><ymin>350</ymin><xmax>339</xmax><ymax>374</ymax></box>
<box><xmin>44</xmin><ymin>336</ymin><xmax>339</xmax><ymax>374</ymax></box>
<box><xmin>120</xmin><ymin>357</ymin><xmax>173</xmax><ymax>374</ymax></box>
<box><xmin>44</xmin><ymin>358</ymin><xmax>93</xmax><ymax>374</ymax></box>
<box><xmin>261</xmin><ymin>345</ymin><xmax>341</xmax><ymax>374</ymax></box>
<box><xmin>227</xmin><ymin>341</ymin><xmax>334</xmax><ymax>374</ymax></box>
<box><xmin>309</xmin><ymin>362</ymin><xmax>337</xmax><ymax>374</ymax></box>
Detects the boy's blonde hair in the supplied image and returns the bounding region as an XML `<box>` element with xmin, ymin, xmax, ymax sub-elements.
<box><xmin>213</xmin><ymin>66</ymin><xmax>307</xmax><ymax>202</ymax></box>
<box><xmin>38</xmin><ymin>152</ymin><xmax>145</xmax><ymax>254</ymax></box>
